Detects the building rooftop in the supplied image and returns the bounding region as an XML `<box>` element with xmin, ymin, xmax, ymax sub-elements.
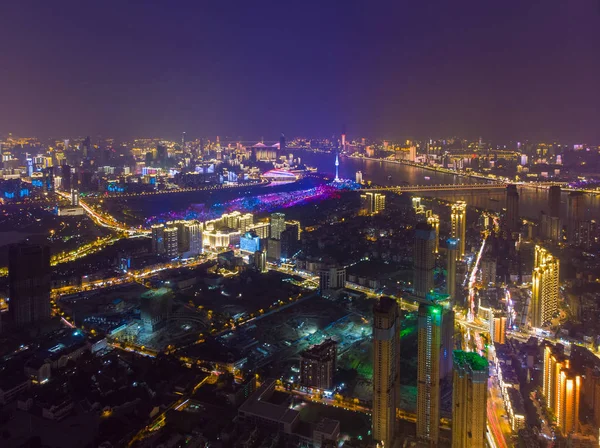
<box><xmin>453</xmin><ymin>350</ymin><xmax>488</xmax><ymax>372</ymax></box>
<box><xmin>373</xmin><ymin>297</ymin><xmax>397</xmax><ymax>314</ymax></box>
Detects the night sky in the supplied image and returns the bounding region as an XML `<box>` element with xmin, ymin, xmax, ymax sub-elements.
<box><xmin>1</xmin><ymin>0</ymin><xmax>599</xmax><ymax>142</ymax></box>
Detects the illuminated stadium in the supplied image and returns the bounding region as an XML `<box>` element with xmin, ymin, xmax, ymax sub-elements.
<box><xmin>262</xmin><ymin>169</ymin><xmax>299</xmax><ymax>182</ymax></box>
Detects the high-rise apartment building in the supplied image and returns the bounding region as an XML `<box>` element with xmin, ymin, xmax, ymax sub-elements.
<box><xmin>270</xmin><ymin>212</ymin><xmax>286</xmax><ymax>240</ymax></box>
<box><xmin>480</xmin><ymin>256</ymin><xmax>497</xmax><ymax>286</ymax></box>
<box><xmin>319</xmin><ymin>267</ymin><xmax>346</xmax><ymax>293</ymax></box>
<box><xmin>299</xmin><ymin>339</ymin><xmax>337</xmax><ymax>391</ymax></box>
<box><xmin>413</xmin><ymin>222</ymin><xmax>436</xmax><ymax>299</ymax></box>
<box><xmin>372</xmin><ymin>298</ymin><xmax>400</xmax><ymax>448</ymax></box>
<box><xmin>543</xmin><ymin>345</ymin><xmax>581</xmax><ymax>436</ymax></box>
<box><xmin>426</xmin><ymin>212</ymin><xmax>440</xmax><ymax>254</ymax></box>
<box><xmin>531</xmin><ymin>245</ymin><xmax>559</xmax><ymax>328</ymax></box>
<box><xmin>506</xmin><ymin>184</ymin><xmax>520</xmax><ymax>233</ymax></box>
<box><xmin>9</xmin><ymin>244</ymin><xmax>51</xmax><ymax>326</ymax></box>
<box><xmin>451</xmin><ymin>201</ymin><xmax>466</xmax><ymax>260</ymax></box>
<box><xmin>491</xmin><ymin>312</ymin><xmax>507</xmax><ymax>344</ymax></box>
<box><xmin>452</xmin><ymin>351</ymin><xmax>489</xmax><ymax>448</ymax></box>
<box><xmin>417</xmin><ymin>303</ymin><xmax>443</xmax><ymax>445</ymax></box>
<box><xmin>446</xmin><ymin>238</ymin><xmax>458</xmax><ymax>300</ymax></box>
<box><xmin>360</xmin><ymin>192</ymin><xmax>386</xmax><ymax>215</ymax></box>
<box><xmin>568</xmin><ymin>192</ymin><xmax>585</xmax><ymax>244</ymax></box>
<box><xmin>164</xmin><ymin>227</ymin><xmax>179</xmax><ymax>259</ymax></box>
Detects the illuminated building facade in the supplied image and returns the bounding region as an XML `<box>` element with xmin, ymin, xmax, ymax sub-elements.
<box><xmin>531</xmin><ymin>245</ymin><xmax>559</xmax><ymax>328</ymax></box>
<box><xmin>413</xmin><ymin>222</ymin><xmax>436</xmax><ymax>299</ymax></box>
<box><xmin>240</xmin><ymin>231</ymin><xmax>261</xmax><ymax>253</ymax></box>
<box><xmin>151</xmin><ymin>224</ymin><xmax>165</xmax><ymax>254</ymax></box>
<box><xmin>372</xmin><ymin>298</ymin><xmax>400</xmax><ymax>448</ymax></box>
<box><xmin>451</xmin><ymin>201</ymin><xmax>466</xmax><ymax>260</ymax></box>
<box><xmin>254</xmin><ymin>250</ymin><xmax>267</xmax><ymax>273</ymax></box>
<box><xmin>426</xmin><ymin>211</ymin><xmax>440</xmax><ymax>253</ymax></box>
<box><xmin>543</xmin><ymin>345</ymin><xmax>581</xmax><ymax>435</ymax></box>
<box><xmin>451</xmin><ymin>350</ymin><xmax>489</xmax><ymax>448</ymax></box>
<box><xmin>360</xmin><ymin>192</ymin><xmax>386</xmax><ymax>215</ymax></box>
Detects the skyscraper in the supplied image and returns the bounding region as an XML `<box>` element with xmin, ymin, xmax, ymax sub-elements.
<box><xmin>505</xmin><ymin>184</ymin><xmax>520</xmax><ymax>233</ymax></box>
<box><xmin>413</xmin><ymin>222</ymin><xmax>436</xmax><ymax>299</ymax></box>
<box><xmin>151</xmin><ymin>224</ymin><xmax>165</xmax><ymax>255</ymax></box>
<box><xmin>270</xmin><ymin>212</ymin><xmax>286</xmax><ymax>240</ymax></box>
<box><xmin>446</xmin><ymin>238</ymin><xmax>458</xmax><ymax>300</ymax></box>
<box><xmin>254</xmin><ymin>250</ymin><xmax>267</xmax><ymax>273</ymax></box>
<box><xmin>531</xmin><ymin>245</ymin><xmax>559</xmax><ymax>328</ymax></box>
<box><xmin>417</xmin><ymin>301</ymin><xmax>453</xmax><ymax>446</ymax></box>
<box><xmin>451</xmin><ymin>351</ymin><xmax>489</xmax><ymax>448</ymax></box>
<box><xmin>568</xmin><ymin>192</ymin><xmax>585</xmax><ymax>244</ymax></box>
<box><xmin>279</xmin><ymin>133</ymin><xmax>286</xmax><ymax>153</ymax></box>
<box><xmin>372</xmin><ymin>297</ymin><xmax>400</xmax><ymax>448</ymax></box>
<box><xmin>9</xmin><ymin>244</ymin><xmax>51</xmax><ymax>326</ymax></box>
<box><xmin>426</xmin><ymin>212</ymin><xmax>440</xmax><ymax>254</ymax></box>
<box><xmin>451</xmin><ymin>201</ymin><xmax>466</xmax><ymax>260</ymax></box>
<box><xmin>548</xmin><ymin>185</ymin><xmax>561</xmax><ymax>218</ymax></box>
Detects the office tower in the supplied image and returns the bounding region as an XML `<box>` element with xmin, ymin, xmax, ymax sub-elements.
<box><xmin>355</xmin><ymin>171</ymin><xmax>363</xmax><ymax>184</ymax></box>
<box><xmin>254</xmin><ymin>250</ymin><xmax>267</xmax><ymax>273</ymax></box>
<box><xmin>372</xmin><ymin>298</ymin><xmax>400</xmax><ymax>448</ymax></box>
<box><xmin>71</xmin><ymin>189</ymin><xmax>79</xmax><ymax>206</ymax></box>
<box><xmin>164</xmin><ymin>227</ymin><xmax>179</xmax><ymax>259</ymax></box>
<box><xmin>446</xmin><ymin>238</ymin><xmax>458</xmax><ymax>300</ymax></box>
<box><xmin>568</xmin><ymin>192</ymin><xmax>585</xmax><ymax>244</ymax></box>
<box><xmin>280</xmin><ymin>228</ymin><xmax>298</xmax><ymax>260</ymax></box>
<box><xmin>299</xmin><ymin>339</ymin><xmax>337</xmax><ymax>390</ymax></box>
<box><xmin>240</xmin><ymin>231</ymin><xmax>261</xmax><ymax>253</ymax></box>
<box><xmin>151</xmin><ymin>224</ymin><xmax>165</xmax><ymax>255</ymax></box>
<box><xmin>413</xmin><ymin>222</ymin><xmax>435</xmax><ymax>299</ymax></box>
<box><xmin>266</xmin><ymin>238</ymin><xmax>281</xmax><ymax>261</ymax></box>
<box><xmin>451</xmin><ymin>201</ymin><xmax>466</xmax><ymax>260</ymax></box>
<box><xmin>480</xmin><ymin>256</ymin><xmax>497</xmax><ymax>286</ymax></box>
<box><xmin>506</xmin><ymin>184</ymin><xmax>520</xmax><ymax>233</ymax></box>
<box><xmin>451</xmin><ymin>351</ymin><xmax>489</xmax><ymax>448</ymax></box>
<box><xmin>319</xmin><ymin>267</ymin><xmax>346</xmax><ymax>292</ymax></box>
<box><xmin>426</xmin><ymin>212</ymin><xmax>440</xmax><ymax>253</ymax></box>
<box><xmin>82</xmin><ymin>136</ymin><xmax>91</xmax><ymax>158</ymax></box>
<box><xmin>61</xmin><ymin>164</ymin><xmax>72</xmax><ymax>192</ymax></box>
<box><xmin>9</xmin><ymin>244</ymin><xmax>51</xmax><ymax>326</ymax></box>
<box><xmin>417</xmin><ymin>302</ymin><xmax>446</xmax><ymax>445</ymax></box>
<box><xmin>43</xmin><ymin>168</ymin><xmax>54</xmax><ymax>192</ymax></box>
<box><xmin>270</xmin><ymin>213</ymin><xmax>286</xmax><ymax>240</ymax></box>
<box><xmin>549</xmin><ymin>185</ymin><xmax>561</xmax><ymax>218</ymax></box>
<box><xmin>531</xmin><ymin>245</ymin><xmax>559</xmax><ymax>328</ymax></box>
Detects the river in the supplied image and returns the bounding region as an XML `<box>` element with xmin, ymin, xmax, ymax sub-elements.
<box><xmin>298</xmin><ymin>150</ymin><xmax>600</xmax><ymax>221</ymax></box>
